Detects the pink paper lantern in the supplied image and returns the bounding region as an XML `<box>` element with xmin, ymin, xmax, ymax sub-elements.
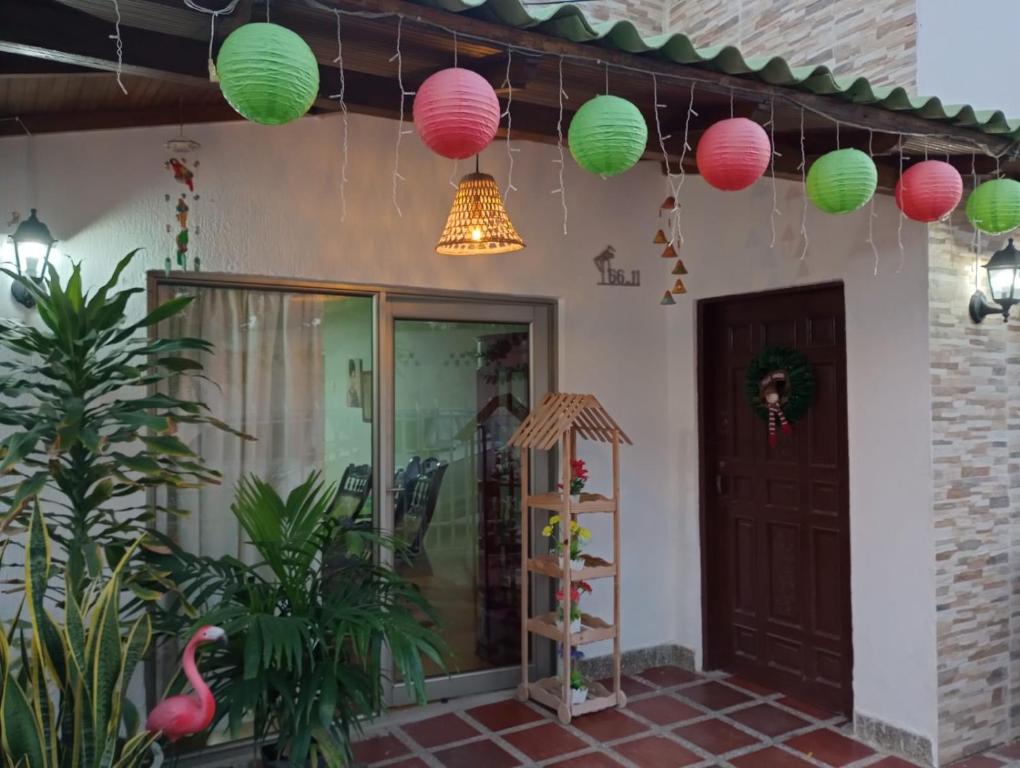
<box><xmin>895</xmin><ymin>159</ymin><xmax>963</xmax><ymax>222</ymax></box>
<box><xmin>696</xmin><ymin>117</ymin><xmax>772</xmax><ymax>191</ymax></box>
<box><xmin>413</xmin><ymin>68</ymin><xmax>500</xmax><ymax>160</ymax></box>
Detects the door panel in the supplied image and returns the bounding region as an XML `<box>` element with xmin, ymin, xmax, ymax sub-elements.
<box><xmin>701</xmin><ymin>283</ymin><xmax>851</xmax><ymax>715</ymax></box>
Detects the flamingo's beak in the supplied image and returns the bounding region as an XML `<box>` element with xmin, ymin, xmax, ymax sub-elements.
<box><xmin>216</xmin><ymin>633</ymin><xmax>229</xmax><ymax>648</ymax></box>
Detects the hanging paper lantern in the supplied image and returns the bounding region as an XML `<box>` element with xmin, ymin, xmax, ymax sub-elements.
<box><xmin>413</xmin><ymin>68</ymin><xmax>501</xmax><ymax>160</ymax></box>
<box><xmin>806</xmin><ymin>148</ymin><xmax>877</xmax><ymax>214</ymax></box>
<box><xmin>568</xmin><ymin>95</ymin><xmax>648</xmax><ymax>177</ymax></box>
<box><xmin>966</xmin><ymin>178</ymin><xmax>1020</xmax><ymax>235</ymax></box>
<box><xmin>216</xmin><ymin>23</ymin><xmax>319</xmax><ymax>125</ymax></box>
<box><xmin>895</xmin><ymin>160</ymin><xmax>963</xmax><ymax>222</ymax></box>
<box><xmin>695</xmin><ymin>117</ymin><xmax>771</xmax><ymax>191</ymax></box>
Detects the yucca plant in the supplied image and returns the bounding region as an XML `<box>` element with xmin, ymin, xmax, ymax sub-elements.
<box><xmin>0</xmin><ymin>251</ymin><xmax>244</xmax><ymax>592</ymax></box>
<box><xmin>144</xmin><ymin>472</ymin><xmax>447</xmax><ymax>766</ymax></box>
<box><xmin>0</xmin><ymin>504</ymin><xmax>156</xmax><ymax>768</ymax></box>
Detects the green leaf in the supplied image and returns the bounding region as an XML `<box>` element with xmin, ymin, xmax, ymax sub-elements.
<box><xmin>1</xmin><ymin>676</ymin><xmax>45</xmax><ymax>768</ymax></box>
<box><xmin>136</xmin><ymin>296</ymin><xmax>194</xmax><ymax>329</ymax></box>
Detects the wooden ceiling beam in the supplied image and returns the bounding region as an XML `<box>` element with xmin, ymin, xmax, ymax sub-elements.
<box><xmin>0</xmin><ymin>103</ymin><xmax>243</xmax><ymax>136</ymax></box>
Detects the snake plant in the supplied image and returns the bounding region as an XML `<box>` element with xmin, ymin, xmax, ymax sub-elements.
<box><xmin>0</xmin><ymin>504</ymin><xmax>156</xmax><ymax>768</ymax></box>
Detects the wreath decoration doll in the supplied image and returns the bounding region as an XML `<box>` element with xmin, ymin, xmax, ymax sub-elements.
<box><xmin>745</xmin><ymin>346</ymin><xmax>815</xmax><ymax>445</ymax></box>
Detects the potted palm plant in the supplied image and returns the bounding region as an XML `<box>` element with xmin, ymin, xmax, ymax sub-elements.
<box><xmin>145</xmin><ymin>472</ymin><xmax>447</xmax><ymax>766</ymax></box>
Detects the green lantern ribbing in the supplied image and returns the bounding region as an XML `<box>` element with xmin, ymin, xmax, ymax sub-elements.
<box><xmin>568</xmin><ymin>95</ymin><xmax>648</xmax><ymax>177</ymax></box>
<box><xmin>216</xmin><ymin>23</ymin><xmax>319</xmax><ymax>126</ymax></box>
<box><xmin>966</xmin><ymin>178</ymin><xmax>1020</xmax><ymax>235</ymax></box>
<box><xmin>806</xmin><ymin>148</ymin><xmax>877</xmax><ymax>215</ymax></box>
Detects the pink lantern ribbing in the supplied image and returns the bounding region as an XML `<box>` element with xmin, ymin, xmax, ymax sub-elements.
<box><xmin>895</xmin><ymin>159</ymin><xmax>963</xmax><ymax>223</ymax></box>
<box><xmin>413</xmin><ymin>68</ymin><xmax>500</xmax><ymax>160</ymax></box>
<box><xmin>696</xmin><ymin>117</ymin><xmax>772</xmax><ymax>191</ymax></box>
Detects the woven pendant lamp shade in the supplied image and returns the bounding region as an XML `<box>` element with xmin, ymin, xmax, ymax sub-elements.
<box><xmin>696</xmin><ymin>117</ymin><xmax>772</xmax><ymax>191</ymax></box>
<box><xmin>806</xmin><ymin>148</ymin><xmax>877</xmax><ymax>214</ymax></box>
<box><xmin>568</xmin><ymin>95</ymin><xmax>648</xmax><ymax>177</ymax></box>
<box><xmin>413</xmin><ymin>68</ymin><xmax>501</xmax><ymax>159</ymax></box>
<box><xmin>436</xmin><ymin>172</ymin><xmax>525</xmax><ymax>255</ymax></box>
<box><xmin>216</xmin><ymin>23</ymin><xmax>319</xmax><ymax>125</ymax></box>
<box><xmin>895</xmin><ymin>160</ymin><xmax>963</xmax><ymax>222</ymax></box>
<box><xmin>966</xmin><ymin>178</ymin><xmax>1020</xmax><ymax>235</ymax></box>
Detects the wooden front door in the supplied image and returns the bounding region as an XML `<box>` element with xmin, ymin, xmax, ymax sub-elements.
<box><xmin>699</xmin><ymin>283</ymin><xmax>851</xmax><ymax>715</ymax></box>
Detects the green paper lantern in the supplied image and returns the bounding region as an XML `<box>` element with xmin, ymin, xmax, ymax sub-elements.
<box><xmin>568</xmin><ymin>95</ymin><xmax>648</xmax><ymax>177</ymax></box>
<box><xmin>806</xmin><ymin>148</ymin><xmax>877</xmax><ymax>214</ymax></box>
<box><xmin>217</xmin><ymin>23</ymin><xmax>319</xmax><ymax>126</ymax></box>
<box><xmin>966</xmin><ymin>178</ymin><xmax>1020</xmax><ymax>235</ymax></box>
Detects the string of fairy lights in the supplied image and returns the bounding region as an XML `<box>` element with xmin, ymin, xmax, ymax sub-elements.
<box><xmin>142</xmin><ymin>0</ymin><xmax>1020</xmax><ymax>277</ymax></box>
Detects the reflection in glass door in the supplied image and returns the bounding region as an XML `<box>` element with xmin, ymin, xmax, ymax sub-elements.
<box><xmin>386</xmin><ymin>301</ymin><xmax>552</xmax><ymax>702</ymax></box>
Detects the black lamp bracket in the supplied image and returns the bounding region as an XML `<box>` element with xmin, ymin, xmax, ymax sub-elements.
<box><xmin>969</xmin><ymin>290</ymin><xmax>1011</xmax><ymax>323</ymax></box>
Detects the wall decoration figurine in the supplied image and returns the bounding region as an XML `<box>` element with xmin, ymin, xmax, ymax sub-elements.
<box><xmin>146</xmin><ymin>625</ymin><xmax>227</xmax><ymax>743</ymax></box>
<box><xmin>164</xmin><ymin>156</ymin><xmax>201</xmax><ymax>272</ymax></box>
<box><xmin>745</xmin><ymin>347</ymin><xmax>815</xmax><ymax>445</ymax></box>
<box><xmin>167</xmin><ymin>157</ymin><xmax>195</xmax><ymax>191</ymax></box>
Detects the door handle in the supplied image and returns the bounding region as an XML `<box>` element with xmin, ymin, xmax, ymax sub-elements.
<box><xmin>715</xmin><ymin>474</ymin><xmax>725</xmax><ymax>496</ymax></box>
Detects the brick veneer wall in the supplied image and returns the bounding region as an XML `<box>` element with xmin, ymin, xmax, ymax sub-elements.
<box><xmin>577</xmin><ymin>0</ymin><xmax>666</xmax><ymax>35</ymax></box>
<box><xmin>930</xmin><ymin>216</ymin><xmax>1020</xmax><ymax>763</ymax></box>
<box><xmin>664</xmin><ymin>0</ymin><xmax>916</xmax><ymax>88</ymax></box>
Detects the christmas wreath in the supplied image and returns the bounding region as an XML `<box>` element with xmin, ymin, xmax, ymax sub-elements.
<box><xmin>744</xmin><ymin>346</ymin><xmax>815</xmax><ymax>445</ymax></box>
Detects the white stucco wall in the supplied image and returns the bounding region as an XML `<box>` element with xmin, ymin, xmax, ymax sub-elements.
<box><xmin>0</xmin><ymin>111</ymin><xmax>934</xmax><ymax>746</ymax></box>
<box><xmin>917</xmin><ymin>0</ymin><xmax>1020</xmax><ymax>117</ymax></box>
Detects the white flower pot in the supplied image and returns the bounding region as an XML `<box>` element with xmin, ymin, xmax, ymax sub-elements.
<box><xmin>562</xmin><ymin>555</ymin><xmax>585</xmax><ymax>572</ymax></box>
<box><xmin>570</xmin><ymin>493</ymin><xmax>581</xmax><ymax>503</ymax></box>
<box><xmin>571</xmin><ymin>686</ymin><xmax>588</xmax><ymax>705</ymax></box>
<box><xmin>556</xmin><ymin>617</ymin><xmax>582</xmax><ymax>633</ymax></box>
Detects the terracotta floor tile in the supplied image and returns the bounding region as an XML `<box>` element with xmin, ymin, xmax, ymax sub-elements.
<box><xmin>673</xmin><ymin>717</ymin><xmax>761</xmax><ymax>754</ymax></box>
<box><xmin>729</xmin><ymin>703</ymin><xmax>811</xmax><ymax>737</ymax></box>
<box><xmin>382</xmin><ymin>760</ymin><xmax>429</xmax><ymax>768</ymax></box>
<box><xmin>610</xmin><ymin>735</ymin><xmax>701</xmax><ymax>768</ymax></box>
<box><xmin>731</xmin><ymin>746</ymin><xmax>817</xmax><ymax>767</ymax></box>
<box><xmin>724</xmin><ymin>675</ymin><xmax>777</xmax><ymax>696</ymax></box>
<box><xmin>777</xmin><ymin>695</ymin><xmax>837</xmax><ymax>720</ymax></box>
<box><xmin>869</xmin><ymin>758</ymin><xmax>923</xmax><ymax>767</ymax></box>
<box><xmin>677</xmin><ymin>681</ymin><xmax>752</xmax><ymax>710</ymax></box>
<box><xmin>352</xmin><ymin>733</ymin><xmax>410</xmax><ymax>764</ymax></box>
<box><xmin>786</xmin><ymin>728</ymin><xmax>876</xmax><ymax>767</ymax></box>
<box><xmin>627</xmin><ymin>694</ymin><xmax>703</xmax><ymax>725</ymax></box>
<box><xmin>947</xmin><ymin>757</ymin><xmax>1006</xmax><ymax>768</ymax></box>
<box><xmin>401</xmin><ymin>713</ymin><xmax>479</xmax><ymax>749</ymax></box>
<box><xmin>598</xmin><ymin>674</ymin><xmax>655</xmax><ymax>697</ymax></box>
<box><xmin>638</xmin><ymin>665</ymin><xmax>700</xmax><ymax>687</ymax></box>
<box><xmin>990</xmin><ymin>741</ymin><xmax>1020</xmax><ymax>758</ymax></box>
<box><xmin>571</xmin><ymin>708</ymin><xmax>648</xmax><ymax>741</ymax></box>
<box><xmin>502</xmin><ymin>722</ymin><xmax>587</xmax><ymax>762</ymax></box>
<box><xmin>548</xmin><ymin>751</ymin><xmax>625</xmax><ymax>767</ymax></box>
<box><xmin>465</xmin><ymin>699</ymin><xmax>544</xmax><ymax>731</ymax></box>
<box><xmin>433</xmin><ymin>739</ymin><xmax>520</xmax><ymax>768</ymax></box>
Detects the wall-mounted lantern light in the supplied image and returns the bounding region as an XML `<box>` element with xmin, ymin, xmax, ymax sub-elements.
<box><xmin>970</xmin><ymin>238</ymin><xmax>1020</xmax><ymax>323</ymax></box>
<box><xmin>8</xmin><ymin>208</ymin><xmax>56</xmax><ymax>309</ymax></box>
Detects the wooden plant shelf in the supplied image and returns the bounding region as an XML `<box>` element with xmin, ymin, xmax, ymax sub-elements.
<box><xmin>509</xmin><ymin>394</ymin><xmax>631</xmax><ymax>724</ymax></box>
<box><xmin>527</xmin><ymin>612</ymin><xmax>616</xmax><ymax>645</ymax></box>
<box><xmin>519</xmin><ymin>676</ymin><xmax>627</xmax><ymax>723</ymax></box>
<box><xmin>527</xmin><ymin>554</ymin><xmax>616</xmax><ymax>580</ymax></box>
<box><xmin>527</xmin><ymin>491</ymin><xmax>616</xmax><ymax>513</ymax></box>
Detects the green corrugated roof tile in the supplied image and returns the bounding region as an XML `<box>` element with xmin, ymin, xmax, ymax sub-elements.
<box><xmin>410</xmin><ymin>0</ymin><xmax>1020</xmax><ymax>143</ymax></box>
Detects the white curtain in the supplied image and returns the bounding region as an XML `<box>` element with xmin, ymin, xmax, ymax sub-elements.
<box><xmin>157</xmin><ymin>286</ymin><xmax>326</xmax><ymax>560</ymax></box>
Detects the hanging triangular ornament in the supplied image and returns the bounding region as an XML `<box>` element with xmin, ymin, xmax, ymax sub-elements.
<box><xmin>660</xmin><ymin>290</ymin><xmax>676</xmax><ymax>305</ymax></box>
<box><xmin>661</xmin><ymin>244</ymin><xmax>678</xmax><ymax>259</ymax></box>
<box><xmin>672</xmin><ymin>278</ymin><xmax>687</xmax><ymax>294</ymax></box>
<box><xmin>672</xmin><ymin>259</ymin><xmax>688</xmax><ymax>275</ymax></box>
<box><xmin>659</xmin><ymin>196</ymin><xmax>676</xmax><ymax>214</ymax></box>
<box><xmin>653</xmin><ymin>229</ymin><xmax>667</xmax><ymax>244</ymax></box>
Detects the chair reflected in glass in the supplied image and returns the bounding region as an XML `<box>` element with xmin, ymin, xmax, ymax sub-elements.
<box><xmin>331</xmin><ymin>463</ymin><xmax>373</xmax><ymax>520</ymax></box>
<box><xmin>393</xmin><ymin>457</ymin><xmax>448</xmax><ymax>575</ymax></box>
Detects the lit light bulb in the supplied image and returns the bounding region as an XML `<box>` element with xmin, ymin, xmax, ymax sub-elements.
<box><xmin>471</xmin><ymin>226</ymin><xmax>483</xmax><ymax>242</ymax></box>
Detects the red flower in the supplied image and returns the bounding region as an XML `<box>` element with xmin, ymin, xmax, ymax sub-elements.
<box><xmin>570</xmin><ymin>459</ymin><xmax>589</xmax><ymax>482</ymax></box>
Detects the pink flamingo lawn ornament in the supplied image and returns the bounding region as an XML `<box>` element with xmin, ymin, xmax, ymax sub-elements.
<box><xmin>146</xmin><ymin>625</ymin><xmax>227</xmax><ymax>743</ymax></box>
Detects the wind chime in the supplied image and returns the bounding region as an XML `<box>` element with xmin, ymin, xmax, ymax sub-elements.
<box><xmin>163</xmin><ymin>120</ymin><xmax>202</xmax><ymax>273</ymax></box>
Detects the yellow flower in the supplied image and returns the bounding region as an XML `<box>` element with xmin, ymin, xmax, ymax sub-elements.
<box><xmin>578</xmin><ymin>527</ymin><xmax>592</xmax><ymax>540</ymax></box>
<box><xmin>542</xmin><ymin>526</ymin><xmax>553</xmax><ymax>537</ymax></box>
<box><xmin>549</xmin><ymin>515</ymin><xmax>560</xmax><ymax>526</ymax></box>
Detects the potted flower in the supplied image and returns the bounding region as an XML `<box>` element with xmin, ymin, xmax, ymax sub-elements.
<box><xmin>569</xmin><ymin>648</ymin><xmax>588</xmax><ymax>705</ymax></box>
<box><xmin>555</xmin><ymin>581</ymin><xmax>592</xmax><ymax>633</ymax></box>
<box><xmin>542</xmin><ymin>515</ymin><xmax>591</xmax><ymax>572</ymax></box>
<box><xmin>569</xmin><ymin>458</ymin><xmax>589</xmax><ymax>502</ymax></box>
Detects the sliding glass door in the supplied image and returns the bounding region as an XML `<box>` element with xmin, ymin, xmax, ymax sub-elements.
<box><xmin>383</xmin><ymin>297</ymin><xmax>553</xmax><ymax>703</ymax></box>
<box><xmin>149</xmin><ymin>274</ymin><xmax>555</xmax><ymax>711</ymax></box>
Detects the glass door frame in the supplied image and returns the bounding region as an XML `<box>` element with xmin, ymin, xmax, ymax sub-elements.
<box><xmin>145</xmin><ymin>272</ymin><xmax>558</xmax><ymax>708</ymax></box>
<box><xmin>380</xmin><ymin>293</ymin><xmax>556</xmax><ymax>705</ymax></box>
